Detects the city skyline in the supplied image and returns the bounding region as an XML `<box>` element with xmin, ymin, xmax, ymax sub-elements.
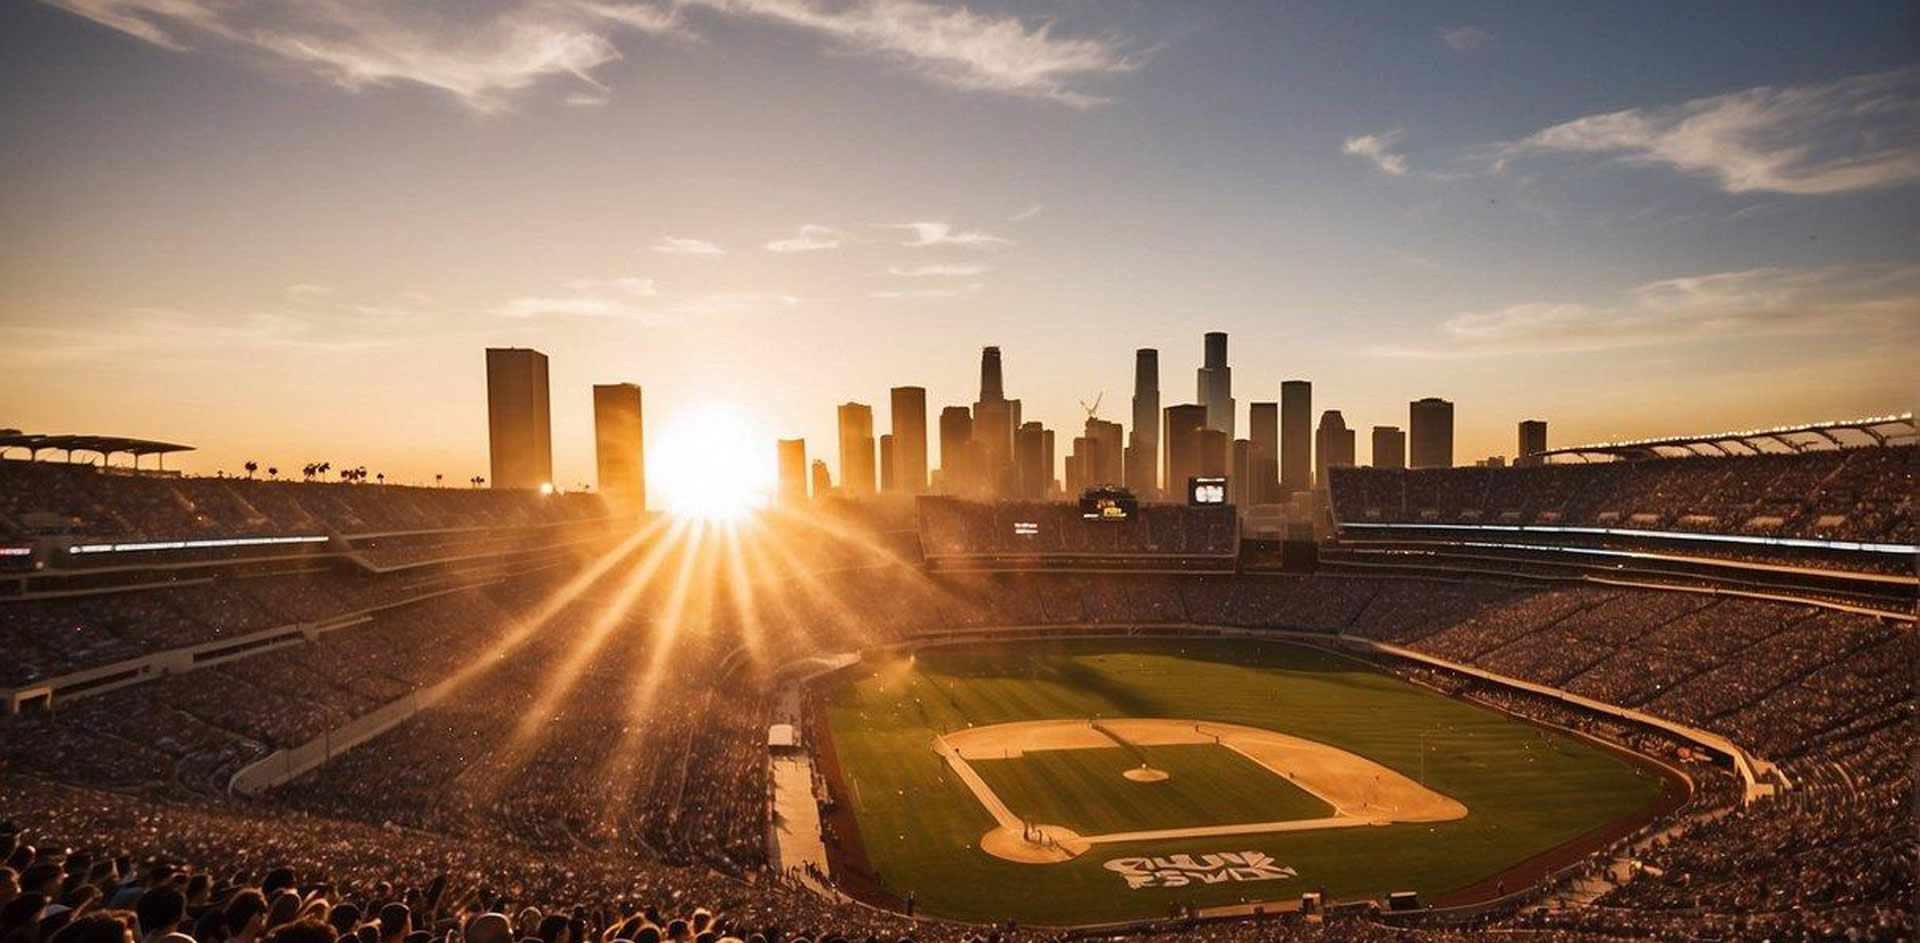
<box><xmin>2</xmin><ymin>1</ymin><xmax>1915</xmax><ymax>495</ymax></box>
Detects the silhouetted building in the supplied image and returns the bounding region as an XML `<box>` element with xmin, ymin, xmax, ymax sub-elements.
<box><xmin>1015</xmin><ymin>421</ymin><xmax>1050</xmax><ymax>500</ymax></box>
<box><xmin>809</xmin><ymin>459</ymin><xmax>831</xmax><ymax>499</ymax></box>
<box><xmin>1249</xmin><ymin>401</ymin><xmax>1279</xmax><ymax>503</ymax></box>
<box><xmin>1127</xmin><ymin>348</ymin><xmax>1160</xmax><ymax>496</ymax></box>
<box><xmin>1163</xmin><ymin>403</ymin><xmax>1208</xmax><ymax>497</ymax></box>
<box><xmin>1410</xmin><ymin>397</ymin><xmax>1455</xmax><ymax>469</ymax></box>
<box><xmin>1085</xmin><ymin>418</ymin><xmax>1124</xmax><ymax>487</ymax></box>
<box><xmin>1517</xmin><ymin>420</ymin><xmax>1548</xmax><ymax>467</ymax></box>
<box><xmin>1280</xmin><ymin>379</ymin><xmax>1312</xmax><ymax>495</ymax></box>
<box><xmin>972</xmin><ymin>347</ymin><xmax>1019</xmax><ymax>498</ymax></box>
<box><xmin>1196</xmin><ymin>331</ymin><xmax>1235</xmax><ymax>443</ymax></box>
<box><xmin>1197</xmin><ymin>429</ymin><xmax>1229</xmax><ymax>478</ymax></box>
<box><xmin>879</xmin><ymin>433</ymin><xmax>895</xmax><ymax>493</ymax></box>
<box><xmin>592</xmin><ymin>382</ymin><xmax>645</xmax><ymax>512</ymax></box>
<box><xmin>937</xmin><ymin>405</ymin><xmax>975</xmax><ymax>495</ymax></box>
<box><xmin>1315</xmin><ymin>410</ymin><xmax>1355</xmax><ymax>486</ymax></box>
<box><xmin>1231</xmin><ymin>438</ymin><xmax>1254</xmax><ymax>505</ymax></box>
<box><xmin>777</xmin><ymin>438</ymin><xmax>807</xmax><ymax>503</ymax></box>
<box><xmin>1371</xmin><ymin>425</ymin><xmax>1406</xmax><ymax>469</ymax></box>
<box><xmin>1478</xmin><ymin>455</ymin><xmax>1508</xmax><ymax>468</ymax></box>
<box><xmin>889</xmin><ymin>386</ymin><xmax>928</xmax><ymax>494</ymax></box>
<box><xmin>485</xmin><ymin>347</ymin><xmax>553</xmax><ymax>491</ymax></box>
<box><xmin>837</xmin><ymin>402</ymin><xmax>876</xmax><ymax>497</ymax></box>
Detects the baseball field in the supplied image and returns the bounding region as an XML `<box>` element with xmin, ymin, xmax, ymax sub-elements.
<box><xmin>813</xmin><ymin>636</ymin><xmax>1680</xmax><ymax>926</ymax></box>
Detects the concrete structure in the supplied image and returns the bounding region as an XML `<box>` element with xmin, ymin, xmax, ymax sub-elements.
<box><xmin>1518</xmin><ymin>420</ymin><xmax>1548</xmax><ymax>467</ymax></box>
<box><xmin>938</xmin><ymin>405</ymin><xmax>975</xmax><ymax>495</ymax></box>
<box><xmin>889</xmin><ymin>386</ymin><xmax>929</xmax><ymax>494</ymax></box>
<box><xmin>777</xmin><ymin>438</ymin><xmax>807</xmax><ymax>503</ymax></box>
<box><xmin>1231</xmin><ymin>438</ymin><xmax>1254</xmax><ymax>505</ymax></box>
<box><xmin>1371</xmin><ymin>425</ymin><xmax>1406</xmax><ymax>469</ymax></box>
<box><xmin>1162</xmin><ymin>403</ymin><xmax>1208</xmax><ymax>497</ymax></box>
<box><xmin>1410</xmin><ymin>397</ymin><xmax>1455</xmax><ymax>469</ymax></box>
<box><xmin>1196</xmin><ymin>331</ymin><xmax>1235</xmax><ymax>443</ymax></box>
<box><xmin>809</xmin><ymin>459</ymin><xmax>831</xmax><ymax>499</ymax></box>
<box><xmin>1127</xmin><ymin>348</ymin><xmax>1160</xmax><ymax>496</ymax></box>
<box><xmin>1015</xmin><ymin>421</ymin><xmax>1050</xmax><ymax>500</ymax></box>
<box><xmin>1280</xmin><ymin>380</ymin><xmax>1312</xmax><ymax>496</ymax></box>
<box><xmin>591</xmin><ymin>382</ymin><xmax>645</xmax><ymax>512</ymax></box>
<box><xmin>1315</xmin><ymin>410</ymin><xmax>1355</xmax><ymax>486</ymax></box>
<box><xmin>972</xmin><ymin>347</ymin><xmax>1020</xmax><ymax>499</ymax></box>
<box><xmin>879</xmin><ymin>433</ymin><xmax>896</xmax><ymax>493</ymax></box>
<box><xmin>837</xmin><ymin>402</ymin><xmax>876</xmax><ymax>497</ymax></box>
<box><xmin>485</xmin><ymin>347</ymin><xmax>553</xmax><ymax>491</ymax></box>
<box><xmin>1249</xmin><ymin>401</ymin><xmax>1279</xmax><ymax>504</ymax></box>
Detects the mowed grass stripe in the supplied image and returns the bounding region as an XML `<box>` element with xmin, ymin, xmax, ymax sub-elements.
<box><xmin>970</xmin><ymin>742</ymin><xmax>1334</xmax><ymax>835</ymax></box>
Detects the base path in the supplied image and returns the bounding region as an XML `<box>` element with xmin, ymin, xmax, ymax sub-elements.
<box><xmin>939</xmin><ymin>718</ymin><xmax>1467</xmax><ymax>863</ymax></box>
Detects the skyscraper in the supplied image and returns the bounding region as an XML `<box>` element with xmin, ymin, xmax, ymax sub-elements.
<box><xmin>837</xmin><ymin>402</ymin><xmax>876</xmax><ymax>497</ymax></box>
<box><xmin>1315</xmin><ymin>410</ymin><xmax>1355</xmax><ymax>485</ymax></box>
<box><xmin>1015</xmin><ymin>421</ymin><xmax>1050</xmax><ymax>499</ymax></box>
<box><xmin>889</xmin><ymin>386</ymin><xmax>928</xmax><ymax>494</ymax></box>
<box><xmin>1195</xmin><ymin>332</ymin><xmax>1234</xmax><ymax>472</ymax></box>
<box><xmin>1126</xmin><ymin>348</ymin><xmax>1160</xmax><ymax>496</ymax></box>
<box><xmin>1230</xmin><ymin>438</ymin><xmax>1253</xmax><ymax>505</ymax></box>
<box><xmin>1081</xmin><ymin>418</ymin><xmax>1124</xmax><ymax>487</ymax></box>
<box><xmin>1280</xmin><ymin>379</ymin><xmax>1312</xmax><ymax>495</ymax></box>
<box><xmin>1249</xmin><ymin>401</ymin><xmax>1279</xmax><ymax>503</ymax></box>
<box><xmin>972</xmin><ymin>347</ymin><xmax>1017</xmax><ymax>498</ymax></box>
<box><xmin>809</xmin><ymin>459</ymin><xmax>831</xmax><ymax>499</ymax></box>
<box><xmin>1371</xmin><ymin>426</ymin><xmax>1406</xmax><ymax>469</ymax></box>
<box><xmin>777</xmin><ymin>438</ymin><xmax>807</xmax><ymax>503</ymax></box>
<box><xmin>879</xmin><ymin>432</ymin><xmax>895</xmax><ymax>493</ymax></box>
<box><xmin>1163</xmin><ymin>403</ymin><xmax>1208</xmax><ymax>495</ymax></box>
<box><xmin>485</xmin><ymin>347</ymin><xmax>552</xmax><ymax>491</ymax></box>
<box><xmin>591</xmin><ymin>382</ymin><xmax>645</xmax><ymax>512</ymax></box>
<box><xmin>1517</xmin><ymin>420</ymin><xmax>1548</xmax><ymax>466</ymax></box>
<box><xmin>937</xmin><ymin>405</ymin><xmax>974</xmax><ymax>494</ymax></box>
<box><xmin>1409</xmin><ymin>397</ymin><xmax>1455</xmax><ymax>469</ymax></box>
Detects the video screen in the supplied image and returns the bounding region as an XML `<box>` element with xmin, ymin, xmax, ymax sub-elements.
<box><xmin>1189</xmin><ymin>476</ymin><xmax>1227</xmax><ymax>505</ymax></box>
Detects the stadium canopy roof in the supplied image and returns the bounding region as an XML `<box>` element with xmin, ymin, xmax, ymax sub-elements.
<box><xmin>1541</xmin><ymin>413</ymin><xmax>1915</xmax><ymax>461</ymax></box>
<box><xmin>0</xmin><ymin>429</ymin><xmax>196</xmax><ymax>467</ymax></box>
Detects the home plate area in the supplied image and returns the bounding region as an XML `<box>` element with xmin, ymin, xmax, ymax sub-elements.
<box><xmin>933</xmin><ymin>717</ymin><xmax>1467</xmax><ymax>865</ymax></box>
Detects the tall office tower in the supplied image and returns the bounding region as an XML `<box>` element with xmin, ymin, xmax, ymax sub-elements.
<box><xmin>1163</xmin><ymin>403</ymin><xmax>1208</xmax><ymax>493</ymax></box>
<box><xmin>1084</xmin><ymin>418</ymin><xmax>1125</xmax><ymax>487</ymax></box>
<box><xmin>1015</xmin><ymin>421</ymin><xmax>1050</xmax><ymax>499</ymax></box>
<box><xmin>1196</xmin><ymin>429</ymin><xmax>1229</xmax><ymax>477</ymax></box>
<box><xmin>972</xmin><ymin>347</ymin><xmax>1017</xmax><ymax>498</ymax></box>
<box><xmin>837</xmin><ymin>402</ymin><xmax>876</xmax><ymax>497</ymax></box>
<box><xmin>1517</xmin><ymin>420</ymin><xmax>1548</xmax><ymax>466</ymax></box>
<box><xmin>1248</xmin><ymin>401</ymin><xmax>1279</xmax><ymax>503</ymax></box>
<box><xmin>1371</xmin><ymin>426</ymin><xmax>1406</xmax><ymax>469</ymax></box>
<box><xmin>809</xmin><ymin>459</ymin><xmax>832</xmax><ymax>499</ymax></box>
<box><xmin>591</xmin><ymin>383</ymin><xmax>645</xmax><ymax>512</ymax></box>
<box><xmin>1127</xmin><ymin>348</ymin><xmax>1161</xmax><ymax>496</ymax></box>
<box><xmin>888</xmin><ymin>386</ymin><xmax>929</xmax><ymax>494</ymax></box>
<box><xmin>1195</xmin><ymin>332</ymin><xmax>1235</xmax><ymax>440</ymax></box>
<box><xmin>879</xmin><ymin>433</ymin><xmax>896</xmax><ymax>493</ymax></box>
<box><xmin>1230</xmin><ymin>439</ymin><xmax>1254</xmax><ymax>505</ymax></box>
<box><xmin>1042</xmin><ymin>427</ymin><xmax>1056</xmax><ymax>495</ymax></box>
<box><xmin>776</xmin><ymin>438</ymin><xmax>807</xmax><ymax>503</ymax></box>
<box><xmin>1280</xmin><ymin>380</ymin><xmax>1312</xmax><ymax>495</ymax></box>
<box><xmin>1315</xmin><ymin>410</ymin><xmax>1355</xmax><ymax>486</ymax></box>
<box><xmin>1064</xmin><ymin>447</ymin><xmax>1085</xmax><ymax>495</ymax></box>
<box><xmin>485</xmin><ymin>348</ymin><xmax>553</xmax><ymax>490</ymax></box>
<box><xmin>937</xmin><ymin>406</ymin><xmax>975</xmax><ymax>494</ymax></box>
<box><xmin>1409</xmin><ymin>397</ymin><xmax>1456</xmax><ymax>469</ymax></box>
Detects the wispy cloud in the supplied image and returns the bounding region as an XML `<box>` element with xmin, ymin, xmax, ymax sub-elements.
<box><xmin>877</xmin><ymin>221</ymin><xmax>1011</xmax><ymax>248</ymax></box>
<box><xmin>491</xmin><ymin>275</ymin><xmax>661</xmax><ymax>319</ymax></box>
<box><xmin>45</xmin><ymin>0</ymin><xmax>1142</xmax><ymax>111</ymax></box>
<box><xmin>1343</xmin><ymin>129</ymin><xmax>1408</xmax><ymax>175</ymax></box>
<box><xmin>1009</xmin><ymin>202</ymin><xmax>1046</xmax><ymax>221</ymax></box>
<box><xmin>871</xmin><ymin>282</ymin><xmax>983</xmax><ymax>299</ymax></box>
<box><xmin>764</xmin><ymin>224</ymin><xmax>846</xmax><ymax>253</ymax></box>
<box><xmin>1438</xmin><ymin>26</ymin><xmax>1492</xmax><ymax>52</ymax></box>
<box><xmin>652</xmin><ymin>235</ymin><xmax>726</xmax><ymax>256</ymax></box>
<box><xmin>1377</xmin><ymin>264</ymin><xmax>1920</xmax><ymax>357</ymax></box>
<box><xmin>668</xmin><ymin>292</ymin><xmax>800</xmax><ymax>315</ymax></box>
<box><xmin>887</xmin><ymin>263</ymin><xmax>991</xmax><ymax>277</ymax></box>
<box><xmin>1498</xmin><ymin>68</ymin><xmax>1920</xmax><ymax>195</ymax></box>
<box><xmin>687</xmin><ymin>0</ymin><xmax>1144</xmax><ymax>108</ymax></box>
<box><xmin>285</xmin><ymin>282</ymin><xmax>334</xmax><ymax>299</ymax></box>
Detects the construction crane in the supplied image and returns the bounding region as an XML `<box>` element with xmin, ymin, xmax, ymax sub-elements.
<box><xmin>1079</xmin><ymin>392</ymin><xmax>1103</xmax><ymax>423</ymax></box>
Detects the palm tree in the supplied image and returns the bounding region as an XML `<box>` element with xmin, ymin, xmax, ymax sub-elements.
<box><xmin>267</xmin><ymin>466</ymin><xmax>279</xmax><ymax>479</ymax></box>
<box><xmin>375</xmin><ymin>472</ymin><xmax>385</xmax><ymax>485</ymax></box>
<box><xmin>435</xmin><ymin>473</ymin><xmax>444</xmax><ymax>487</ymax></box>
<box><xmin>244</xmin><ymin>461</ymin><xmax>258</xmax><ymax>479</ymax></box>
<box><xmin>301</xmin><ymin>463</ymin><xmax>315</xmax><ymax>481</ymax></box>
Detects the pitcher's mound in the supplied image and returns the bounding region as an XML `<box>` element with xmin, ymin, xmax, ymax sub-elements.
<box><xmin>1123</xmin><ymin>766</ymin><xmax>1171</xmax><ymax>782</ymax></box>
<box><xmin>980</xmin><ymin>824</ymin><xmax>1090</xmax><ymax>864</ymax></box>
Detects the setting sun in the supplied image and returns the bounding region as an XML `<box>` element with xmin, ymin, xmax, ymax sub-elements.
<box><xmin>649</xmin><ymin>402</ymin><xmax>773</xmax><ymax>520</ymax></box>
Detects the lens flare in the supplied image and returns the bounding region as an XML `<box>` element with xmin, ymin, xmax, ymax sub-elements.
<box><xmin>651</xmin><ymin>402</ymin><xmax>774</xmax><ymax>520</ymax></box>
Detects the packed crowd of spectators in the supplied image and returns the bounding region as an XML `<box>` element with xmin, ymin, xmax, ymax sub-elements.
<box><xmin>1327</xmin><ymin>444</ymin><xmax>1915</xmax><ymax>545</ymax></box>
<box><xmin>0</xmin><ymin>460</ymin><xmax>608</xmax><ymax>541</ymax></box>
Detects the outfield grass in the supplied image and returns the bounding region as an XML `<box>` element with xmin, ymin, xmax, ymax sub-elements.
<box><xmin>819</xmin><ymin>637</ymin><xmax>1673</xmax><ymax>925</ymax></box>
<box><xmin>970</xmin><ymin>742</ymin><xmax>1334</xmax><ymax>835</ymax></box>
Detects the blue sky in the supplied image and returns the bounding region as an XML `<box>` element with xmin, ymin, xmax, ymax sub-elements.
<box><xmin>1</xmin><ymin>0</ymin><xmax>1914</xmax><ymax>487</ymax></box>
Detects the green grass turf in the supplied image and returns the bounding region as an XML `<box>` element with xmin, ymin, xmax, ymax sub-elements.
<box><xmin>969</xmin><ymin>742</ymin><xmax>1334</xmax><ymax>835</ymax></box>
<box><xmin>820</xmin><ymin>637</ymin><xmax>1672</xmax><ymax>926</ymax></box>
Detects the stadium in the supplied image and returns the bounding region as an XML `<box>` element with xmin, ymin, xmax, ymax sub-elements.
<box><xmin>0</xmin><ymin>414</ymin><xmax>1911</xmax><ymax>942</ymax></box>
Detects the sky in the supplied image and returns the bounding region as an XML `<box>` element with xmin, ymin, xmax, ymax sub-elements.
<box><xmin>1</xmin><ymin>0</ymin><xmax>1916</xmax><ymax>491</ymax></box>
